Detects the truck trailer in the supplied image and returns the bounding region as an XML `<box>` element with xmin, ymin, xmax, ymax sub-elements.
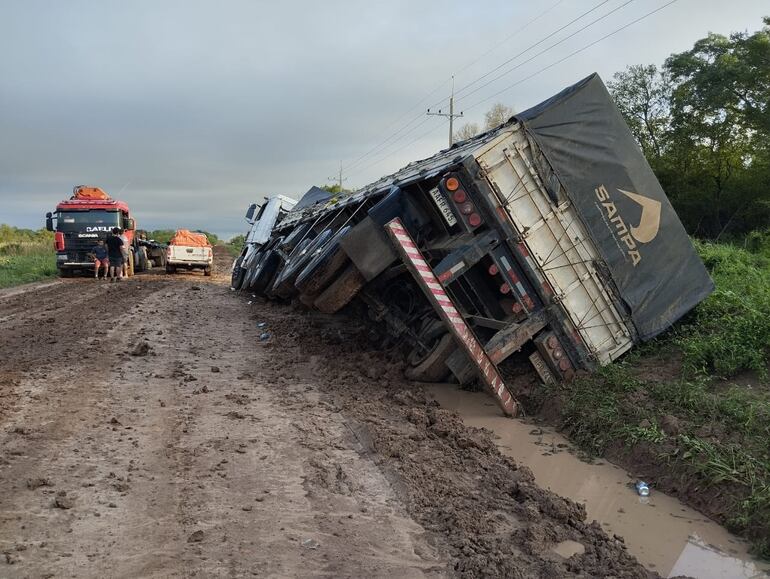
<box><xmin>234</xmin><ymin>74</ymin><xmax>713</xmax><ymax>416</ymax></box>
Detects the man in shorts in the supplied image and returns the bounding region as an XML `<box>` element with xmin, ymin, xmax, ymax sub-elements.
<box><xmin>91</xmin><ymin>239</ymin><xmax>109</xmax><ymax>279</ymax></box>
<box><xmin>106</xmin><ymin>227</ymin><xmax>124</xmax><ymax>281</ymax></box>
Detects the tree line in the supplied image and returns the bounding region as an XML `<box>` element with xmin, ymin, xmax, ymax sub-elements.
<box><xmin>609</xmin><ymin>17</ymin><xmax>769</xmax><ymax>240</ymax></box>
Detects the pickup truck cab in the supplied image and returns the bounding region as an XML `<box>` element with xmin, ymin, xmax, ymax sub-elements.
<box><xmin>166</xmin><ymin>230</ymin><xmax>213</xmax><ymax>276</ymax></box>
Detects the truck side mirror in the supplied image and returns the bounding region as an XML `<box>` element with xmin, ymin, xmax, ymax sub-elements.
<box><xmin>124</xmin><ymin>218</ymin><xmax>136</xmax><ymax>231</ymax></box>
<box><xmin>245</xmin><ymin>203</ymin><xmax>257</xmax><ymax>221</ymax></box>
<box><xmin>45</xmin><ymin>213</ymin><xmax>53</xmax><ymax>231</ymax></box>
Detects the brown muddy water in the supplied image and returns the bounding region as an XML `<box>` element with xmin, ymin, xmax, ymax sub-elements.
<box><xmin>428</xmin><ymin>384</ymin><xmax>770</xmax><ymax>579</ymax></box>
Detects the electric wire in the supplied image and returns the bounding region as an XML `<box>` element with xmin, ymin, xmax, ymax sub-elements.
<box><xmin>356</xmin><ymin>0</ymin><xmax>680</xmax><ymax>181</ymax></box>
<box><xmin>342</xmin><ymin>1</ymin><xmax>569</xmax><ymax>174</ymax></box>
<box><xmin>347</xmin><ymin>117</ymin><xmax>449</xmax><ymax>178</ymax></box>
<box><xmin>342</xmin><ymin>84</ymin><xmax>449</xmax><ymax>173</ymax></box>
<box><xmin>429</xmin><ymin>0</ymin><xmax>615</xmax><ymax>111</ymax></box>
<box><xmin>454</xmin><ymin>0</ymin><xmax>637</xmax><ymax>105</ymax></box>
<box><xmin>460</xmin><ymin>0</ymin><xmax>681</xmax><ymax>113</ymax></box>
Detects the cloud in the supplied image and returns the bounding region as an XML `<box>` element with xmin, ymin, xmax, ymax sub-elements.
<box><xmin>1</xmin><ymin>0</ymin><xmax>766</xmax><ymax>234</ymax></box>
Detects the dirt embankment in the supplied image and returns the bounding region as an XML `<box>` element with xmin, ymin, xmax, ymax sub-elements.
<box><xmin>0</xmin><ymin>255</ymin><xmax>655</xmax><ymax>578</ymax></box>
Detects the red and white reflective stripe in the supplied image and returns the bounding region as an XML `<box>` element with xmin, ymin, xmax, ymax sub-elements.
<box><xmin>386</xmin><ymin>218</ymin><xmax>518</xmax><ymax>416</ymax></box>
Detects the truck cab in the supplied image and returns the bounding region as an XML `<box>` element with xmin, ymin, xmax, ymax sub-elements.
<box><xmin>46</xmin><ymin>188</ymin><xmax>136</xmax><ymax>276</ymax></box>
<box><xmin>231</xmin><ymin>195</ymin><xmax>297</xmax><ymax>289</ymax></box>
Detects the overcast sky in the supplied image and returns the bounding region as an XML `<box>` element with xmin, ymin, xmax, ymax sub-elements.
<box><xmin>1</xmin><ymin>0</ymin><xmax>766</xmax><ymax>238</ymax></box>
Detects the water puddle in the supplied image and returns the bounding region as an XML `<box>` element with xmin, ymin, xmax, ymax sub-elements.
<box><xmin>428</xmin><ymin>384</ymin><xmax>770</xmax><ymax>579</ymax></box>
<box><xmin>552</xmin><ymin>539</ymin><xmax>586</xmax><ymax>559</ymax></box>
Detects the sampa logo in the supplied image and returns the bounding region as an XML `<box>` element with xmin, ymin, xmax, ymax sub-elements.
<box><xmin>595</xmin><ymin>185</ymin><xmax>661</xmax><ymax>267</ymax></box>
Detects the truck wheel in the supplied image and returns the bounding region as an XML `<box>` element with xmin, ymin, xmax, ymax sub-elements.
<box><xmin>404</xmin><ymin>333</ymin><xmax>455</xmax><ymax>382</ymax></box>
<box><xmin>241</xmin><ymin>252</ymin><xmax>262</xmax><ymax>290</ymax></box>
<box><xmin>274</xmin><ymin>228</ymin><xmax>333</xmax><ymax>296</ymax></box>
<box><xmin>166</xmin><ymin>264</ymin><xmax>176</xmax><ymax>274</ymax></box>
<box><xmin>204</xmin><ymin>266</ymin><xmax>212</xmax><ymax>277</ymax></box>
<box><xmin>137</xmin><ymin>247</ymin><xmax>149</xmax><ymax>272</ymax></box>
<box><xmin>312</xmin><ymin>263</ymin><xmax>366</xmax><ymax>314</ymax></box>
<box><xmin>270</xmin><ymin>237</ymin><xmax>314</xmax><ymax>298</ymax></box>
<box><xmin>253</xmin><ymin>250</ymin><xmax>281</xmax><ymax>295</ymax></box>
<box><xmin>294</xmin><ymin>225</ymin><xmax>351</xmax><ymax>297</ymax></box>
<box><xmin>231</xmin><ymin>256</ymin><xmax>245</xmax><ymax>289</ymax></box>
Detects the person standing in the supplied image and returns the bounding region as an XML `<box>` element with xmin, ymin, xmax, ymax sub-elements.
<box><xmin>118</xmin><ymin>228</ymin><xmax>130</xmax><ymax>277</ymax></box>
<box><xmin>91</xmin><ymin>239</ymin><xmax>109</xmax><ymax>280</ymax></box>
<box><xmin>106</xmin><ymin>227</ymin><xmax>124</xmax><ymax>281</ymax></box>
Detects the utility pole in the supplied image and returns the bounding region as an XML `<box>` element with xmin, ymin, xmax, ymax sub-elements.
<box><xmin>427</xmin><ymin>75</ymin><xmax>464</xmax><ymax>147</ymax></box>
<box><xmin>328</xmin><ymin>160</ymin><xmax>347</xmax><ymax>191</ymax></box>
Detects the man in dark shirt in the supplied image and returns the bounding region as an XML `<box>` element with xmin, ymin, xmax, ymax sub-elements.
<box><xmin>105</xmin><ymin>227</ymin><xmax>124</xmax><ymax>281</ymax></box>
<box><xmin>91</xmin><ymin>239</ymin><xmax>109</xmax><ymax>280</ymax></box>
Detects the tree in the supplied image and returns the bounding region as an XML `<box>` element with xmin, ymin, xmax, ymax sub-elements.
<box><xmin>453</xmin><ymin>122</ymin><xmax>480</xmax><ymax>143</ymax></box>
<box><xmin>321</xmin><ymin>184</ymin><xmax>352</xmax><ymax>194</ymax></box>
<box><xmin>607</xmin><ymin>18</ymin><xmax>770</xmax><ymax>239</ymax></box>
<box><xmin>228</xmin><ymin>234</ymin><xmax>246</xmax><ymax>247</ymax></box>
<box><xmin>664</xmin><ymin>19</ymin><xmax>770</xmax><ymax>237</ymax></box>
<box><xmin>608</xmin><ymin>64</ymin><xmax>671</xmax><ymax>161</ymax></box>
<box><xmin>484</xmin><ymin>103</ymin><xmax>515</xmax><ymax>130</ymax></box>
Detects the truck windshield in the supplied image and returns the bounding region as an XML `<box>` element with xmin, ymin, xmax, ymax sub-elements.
<box><xmin>57</xmin><ymin>210</ymin><xmax>121</xmax><ymax>232</ymax></box>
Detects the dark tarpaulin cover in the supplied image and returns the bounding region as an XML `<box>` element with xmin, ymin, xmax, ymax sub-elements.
<box><xmin>293</xmin><ymin>186</ymin><xmax>332</xmax><ymax>211</ymax></box>
<box><xmin>516</xmin><ymin>73</ymin><xmax>713</xmax><ymax>340</ymax></box>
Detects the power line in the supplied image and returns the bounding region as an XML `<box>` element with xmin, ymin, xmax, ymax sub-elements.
<box><xmin>432</xmin><ymin>0</ymin><xmax>614</xmax><ymax>110</ymax></box>
<box><xmin>455</xmin><ymin>0</ymin><xmax>637</xmax><ymax>105</ymax></box>
<box><xmin>347</xmin><ymin>117</ymin><xmax>447</xmax><ymax>178</ymax></box>
<box><xmin>342</xmin><ymin>82</ymin><xmax>450</xmax><ymax>173</ymax></box>
<box><xmin>452</xmin><ymin>0</ymin><xmax>568</xmax><ymax>86</ymax></box>
<box><xmin>350</xmin><ymin>0</ymin><xmax>626</xmax><ymax>177</ymax></box>
<box><xmin>342</xmin><ymin>0</ymin><xmax>675</xmax><ymax>187</ymax></box>
<box><xmin>462</xmin><ymin>0</ymin><xmax>681</xmax><ymax>113</ymax></box>
<box><xmin>349</xmin><ymin>0</ymin><xmax>680</xmax><ymax>185</ymax></box>
<box><xmin>342</xmin><ymin>2</ymin><xmax>569</xmax><ymax>175</ymax></box>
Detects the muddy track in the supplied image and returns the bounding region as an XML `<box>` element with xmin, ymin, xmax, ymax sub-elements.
<box><xmin>0</xmin><ymin>252</ymin><xmax>655</xmax><ymax>577</ymax></box>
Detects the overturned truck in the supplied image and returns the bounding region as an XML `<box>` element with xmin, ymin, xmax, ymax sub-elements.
<box><xmin>233</xmin><ymin>74</ymin><xmax>713</xmax><ymax>416</ymax></box>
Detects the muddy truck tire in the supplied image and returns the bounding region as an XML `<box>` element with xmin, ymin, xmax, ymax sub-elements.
<box><xmin>313</xmin><ymin>263</ymin><xmax>366</xmax><ymax>314</ymax></box>
<box><xmin>231</xmin><ymin>256</ymin><xmax>245</xmax><ymax>289</ymax></box>
<box><xmin>241</xmin><ymin>252</ymin><xmax>263</xmax><ymax>291</ymax></box>
<box><xmin>252</xmin><ymin>249</ymin><xmax>282</xmax><ymax>295</ymax></box>
<box><xmin>270</xmin><ymin>237</ymin><xmax>314</xmax><ymax>299</ymax></box>
<box><xmin>272</xmin><ymin>229</ymin><xmax>333</xmax><ymax>299</ymax></box>
<box><xmin>405</xmin><ymin>333</ymin><xmax>455</xmax><ymax>382</ymax></box>
<box><xmin>134</xmin><ymin>246</ymin><xmax>148</xmax><ymax>272</ymax></box>
<box><xmin>295</xmin><ymin>225</ymin><xmax>352</xmax><ymax>298</ymax></box>
<box><xmin>404</xmin><ymin>319</ymin><xmax>454</xmax><ymax>382</ymax></box>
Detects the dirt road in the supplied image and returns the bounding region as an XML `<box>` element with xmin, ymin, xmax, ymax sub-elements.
<box><xmin>0</xmin><ymin>254</ymin><xmax>653</xmax><ymax>578</ymax></box>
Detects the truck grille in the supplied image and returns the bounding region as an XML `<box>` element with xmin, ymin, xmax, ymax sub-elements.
<box><xmin>62</xmin><ymin>233</ymin><xmax>103</xmax><ymax>260</ymax></box>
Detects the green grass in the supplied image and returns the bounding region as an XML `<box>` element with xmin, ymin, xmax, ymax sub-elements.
<box><xmin>673</xmin><ymin>241</ymin><xmax>770</xmax><ymax>378</ymax></box>
<box><xmin>534</xmin><ymin>237</ymin><xmax>770</xmax><ymax>558</ymax></box>
<box><xmin>0</xmin><ymin>243</ymin><xmax>58</xmax><ymax>288</ymax></box>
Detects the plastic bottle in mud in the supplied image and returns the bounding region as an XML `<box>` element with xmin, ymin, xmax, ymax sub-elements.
<box><xmin>635</xmin><ymin>481</ymin><xmax>650</xmax><ymax>497</ymax></box>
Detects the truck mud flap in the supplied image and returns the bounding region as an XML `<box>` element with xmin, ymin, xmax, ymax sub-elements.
<box><xmin>384</xmin><ymin>218</ymin><xmax>519</xmax><ymax>417</ymax></box>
